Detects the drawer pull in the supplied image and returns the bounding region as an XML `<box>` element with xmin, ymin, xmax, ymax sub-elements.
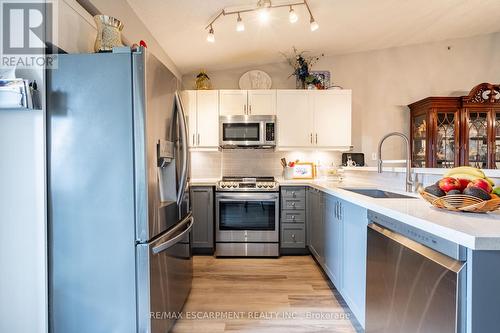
<box><xmin>291</xmin><ymin>234</ymin><xmax>296</xmax><ymax>239</ymax></box>
<box><xmin>291</xmin><ymin>202</ymin><xmax>296</xmax><ymax>207</ymax></box>
<box><xmin>291</xmin><ymin>215</ymin><xmax>295</xmax><ymax>220</ymax></box>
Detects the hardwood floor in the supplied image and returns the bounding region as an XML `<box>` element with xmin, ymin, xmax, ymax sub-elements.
<box><xmin>172</xmin><ymin>255</ymin><xmax>361</xmax><ymax>333</ymax></box>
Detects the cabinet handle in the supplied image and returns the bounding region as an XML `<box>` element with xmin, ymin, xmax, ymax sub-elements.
<box><xmin>291</xmin><ymin>234</ymin><xmax>296</xmax><ymax>240</ymax></box>
<box><xmin>310</xmin><ymin>133</ymin><xmax>313</xmax><ymax>144</ymax></box>
<box><xmin>291</xmin><ymin>215</ymin><xmax>296</xmax><ymax>220</ymax></box>
<box><xmin>192</xmin><ymin>134</ymin><xmax>195</xmax><ymax>146</ymax></box>
<box><xmin>291</xmin><ymin>202</ymin><xmax>296</xmax><ymax>207</ymax></box>
<box><xmin>244</xmin><ymin>104</ymin><xmax>247</xmax><ymax>114</ymax></box>
<box><xmin>197</xmin><ymin>134</ymin><xmax>200</xmax><ymax>145</ymax></box>
<box><xmin>315</xmin><ymin>133</ymin><xmax>318</xmax><ymax>144</ymax></box>
<box><xmin>249</xmin><ymin>105</ymin><xmax>252</xmax><ymax>114</ymax></box>
<box><xmin>339</xmin><ymin>203</ymin><xmax>342</xmax><ymax>221</ymax></box>
<box><xmin>335</xmin><ymin>202</ymin><xmax>338</xmax><ymax>219</ymax></box>
<box><xmin>291</xmin><ymin>191</ymin><xmax>295</xmax><ymax>197</ymax></box>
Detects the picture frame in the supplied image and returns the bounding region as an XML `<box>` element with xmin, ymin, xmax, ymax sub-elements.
<box><xmin>293</xmin><ymin>162</ymin><xmax>315</xmax><ymax>179</ymax></box>
<box><xmin>310</xmin><ymin>70</ymin><xmax>330</xmax><ymax>89</ymax></box>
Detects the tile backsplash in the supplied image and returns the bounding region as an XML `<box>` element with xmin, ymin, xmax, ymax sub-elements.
<box><xmin>190</xmin><ymin>150</ymin><xmax>342</xmax><ymax>179</ymax></box>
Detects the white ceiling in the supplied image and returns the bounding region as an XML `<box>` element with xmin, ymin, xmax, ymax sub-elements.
<box><xmin>127</xmin><ymin>0</ymin><xmax>500</xmax><ymax>74</ymax></box>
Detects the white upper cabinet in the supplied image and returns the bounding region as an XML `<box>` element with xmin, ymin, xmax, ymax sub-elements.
<box><xmin>181</xmin><ymin>90</ymin><xmax>219</xmax><ymax>149</ymax></box>
<box><xmin>312</xmin><ymin>90</ymin><xmax>352</xmax><ymax>148</ymax></box>
<box><xmin>277</xmin><ymin>90</ymin><xmax>352</xmax><ymax>149</ymax></box>
<box><xmin>196</xmin><ymin>90</ymin><xmax>219</xmax><ymax>147</ymax></box>
<box><xmin>181</xmin><ymin>90</ymin><xmax>197</xmax><ymax>147</ymax></box>
<box><xmin>219</xmin><ymin>90</ymin><xmax>248</xmax><ymax>116</ymax></box>
<box><xmin>247</xmin><ymin>90</ymin><xmax>276</xmax><ymax>115</ymax></box>
<box><xmin>277</xmin><ymin>90</ymin><xmax>313</xmax><ymax>148</ymax></box>
<box><xmin>220</xmin><ymin>90</ymin><xmax>276</xmax><ymax>116</ymax></box>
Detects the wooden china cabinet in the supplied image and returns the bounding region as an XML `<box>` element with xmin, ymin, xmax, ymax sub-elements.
<box><xmin>409</xmin><ymin>83</ymin><xmax>500</xmax><ymax>169</ymax></box>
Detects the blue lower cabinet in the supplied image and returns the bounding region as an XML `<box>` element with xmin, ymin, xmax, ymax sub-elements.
<box><xmin>324</xmin><ymin>194</ymin><xmax>343</xmax><ymax>291</ymax></box>
<box><xmin>307</xmin><ymin>188</ymin><xmax>324</xmax><ymax>262</ymax></box>
<box><xmin>281</xmin><ymin>187</ymin><xmax>308</xmax><ymax>253</ymax></box>
<box><xmin>339</xmin><ymin>199</ymin><xmax>368</xmax><ymax>328</ymax></box>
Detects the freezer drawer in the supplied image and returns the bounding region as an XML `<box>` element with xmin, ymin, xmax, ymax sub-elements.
<box><xmin>366</xmin><ymin>222</ymin><xmax>466</xmax><ymax>333</ymax></box>
<box><xmin>137</xmin><ymin>213</ymin><xmax>193</xmax><ymax>333</ymax></box>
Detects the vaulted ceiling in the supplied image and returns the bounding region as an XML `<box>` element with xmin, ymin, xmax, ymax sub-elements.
<box><xmin>127</xmin><ymin>0</ymin><xmax>500</xmax><ymax>74</ymax></box>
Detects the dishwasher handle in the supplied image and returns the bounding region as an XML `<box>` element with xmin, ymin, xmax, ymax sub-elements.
<box><xmin>368</xmin><ymin>223</ymin><xmax>465</xmax><ymax>273</ymax></box>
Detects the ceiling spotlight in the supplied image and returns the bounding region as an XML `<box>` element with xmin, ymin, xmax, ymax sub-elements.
<box><xmin>310</xmin><ymin>17</ymin><xmax>319</xmax><ymax>31</ymax></box>
<box><xmin>207</xmin><ymin>25</ymin><xmax>215</xmax><ymax>42</ymax></box>
<box><xmin>259</xmin><ymin>7</ymin><xmax>270</xmax><ymax>22</ymax></box>
<box><xmin>236</xmin><ymin>13</ymin><xmax>245</xmax><ymax>32</ymax></box>
<box><xmin>257</xmin><ymin>0</ymin><xmax>271</xmax><ymax>23</ymax></box>
<box><xmin>289</xmin><ymin>6</ymin><xmax>298</xmax><ymax>23</ymax></box>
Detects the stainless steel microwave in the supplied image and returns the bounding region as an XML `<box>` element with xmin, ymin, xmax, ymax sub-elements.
<box><xmin>219</xmin><ymin>115</ymin><xmax>276</xmax><ymax>149</ymax></box>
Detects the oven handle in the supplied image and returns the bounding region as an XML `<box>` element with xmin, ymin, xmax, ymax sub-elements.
<box><xmin>152</xmin><ymin>214</ymin><xmax>194</xmax><ymax>255</ymax></box>
<box><xmin>216</xmin><ymin>193</ymin><xmax>279</xmax><ymax>201</ymax></box>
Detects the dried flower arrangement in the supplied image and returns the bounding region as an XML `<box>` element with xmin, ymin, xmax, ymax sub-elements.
<box><xmin>281</xmin><ymin>47</ymin><xmax>324</xmax><ymax>89</ymax></box>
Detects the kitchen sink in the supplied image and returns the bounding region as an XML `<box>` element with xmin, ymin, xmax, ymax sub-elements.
<box><xmin>341</xmin><ymin>188</ymin><xmax>417</xmax><ymax>199</ymax></box>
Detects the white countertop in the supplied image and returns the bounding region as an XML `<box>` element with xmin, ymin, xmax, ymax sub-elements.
<box><xmin>279</xmin><ymin>179</ymin><xmax>500</xmax><ymax>250</ymax></box>
<box><xmin>189</xmin><ymin>178</ymin><xmax>219</xmax><ymax>186</ymax></box>
<box><xmin>342</xmin><ymin>166</ymin><xmax>500</xmax><ymax>177</ymax></box>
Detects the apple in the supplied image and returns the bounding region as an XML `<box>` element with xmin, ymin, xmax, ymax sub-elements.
<box><xmin>457</xmin><ymin>178</ymin><xmax>471</xmax><ymax>191</ymax></box>
<box><xmin>467</xmin><ymin>178</ymin><xmax>492</xmax><ymax>193</ymax></box>
<box><xmin>438</xmin><ymin>177</ymin><xmax>461</xmax><ymax>193</ymax></box>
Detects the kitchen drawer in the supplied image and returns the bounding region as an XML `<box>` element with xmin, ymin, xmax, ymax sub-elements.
<box><xmin>281</xmin><ymin>187</ymin><xmax>306</xmax><ymax>198</ymax></box>
<box><xmin>281</xmin><ymin>210</ymin><xmax>306</xmax><ymax>223</ymax></box>
<box><xmin>281</xmin><ymin>224</ymin><xmax>306</xmax><ymax>248</ymax></box>
<box><xmin>282</xmin><ymin>197</ymin><xmax>306</xmax><ymax>210</ymax></box>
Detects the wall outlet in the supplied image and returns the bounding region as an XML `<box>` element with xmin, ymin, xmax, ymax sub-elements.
<box><xmin>371</xmin><ymin>152</ymin><xmax>377</xmax><ymax>161</ymax></box>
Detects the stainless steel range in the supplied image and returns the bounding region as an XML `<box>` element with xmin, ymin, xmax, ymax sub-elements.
<box><xmin>215</xmin><ymin>177</ymin><xmax>279</xmax><ymax>257</ymax></box>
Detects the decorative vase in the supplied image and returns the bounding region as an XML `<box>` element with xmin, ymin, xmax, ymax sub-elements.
<box><xmin>94</xmin><ymin>15</ymin><xmax>124</xmax><ymax>52</ymax></box>
<box><xmin>295</xmin><ymin>77</ymin><xmax>305</xmax><ymax>89</ymax></box>
<box><xmin>195</xmin><ymin>71</ymin><xmax>211</xmax><ymax>90</ymax></box>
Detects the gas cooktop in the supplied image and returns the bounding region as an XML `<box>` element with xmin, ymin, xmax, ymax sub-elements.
<box><xmin>216</xmin><ymin>176</ymin><xmax>278</xmax><ymax>192</ymax></box>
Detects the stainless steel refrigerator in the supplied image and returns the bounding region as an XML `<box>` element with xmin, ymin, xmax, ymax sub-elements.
<box><xmin>47</xmin><ymin>47</ymin><xmax>192</xmax><ymax>333</ymax></box>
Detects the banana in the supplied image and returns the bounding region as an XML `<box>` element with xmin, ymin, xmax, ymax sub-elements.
<box><xmin>444</xmin><ymin>173</ymin><xmax>480</xmax><ymax>181</ymax></box>
<box><xmin>444</xmin><ymin>166</ymin><xmax>485</xmax><ymax>179</ymax></box>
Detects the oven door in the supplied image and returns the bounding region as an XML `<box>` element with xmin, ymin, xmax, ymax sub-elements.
<box><xmin>220</xmin><ymin>121</ymin><xmax>263</xmax><ymax>146</ymax></box>
<box><xmin>216</xmin><ymin>192</ymin><xmax>279</xmax><ymax>242</ymax></box>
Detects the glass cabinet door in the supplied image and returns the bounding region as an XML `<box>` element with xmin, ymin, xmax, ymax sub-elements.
<box><xmin>435</xmin><ymin>112</ymin><xmax>457</xmax><ymax>168</ymax></box>
<box><xmin>495</xmin><ymin>112</ymin><xmax>500</xmax><ymax>169</ymax></box>
<box><xmin>412</xmin><ymin>114</ymin><xmax>426</xmax><ymax>167</ymax></box>
<box><xmin>467</xmin><ymin>111</ymin><xmax>489</xmax><ymax>168</ymax></box>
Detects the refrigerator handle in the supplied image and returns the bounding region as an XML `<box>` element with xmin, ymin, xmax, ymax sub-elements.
<box><xmin>175</xmin><ymin>91</ymin><xmax>189</xmax><ymax>206</ymax></box>
<box><xmin>152</xmin><ymin>214</ymin><xmax>194</xmax><ymax>254</ymax></box>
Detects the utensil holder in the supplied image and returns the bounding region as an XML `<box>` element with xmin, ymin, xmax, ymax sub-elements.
<box><xmin>283</xmin><ymin>167</ymin><xmax>294</xmax><ymax>180</ymax></box>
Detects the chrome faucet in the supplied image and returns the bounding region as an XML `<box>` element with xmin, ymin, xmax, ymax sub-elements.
<box><xmin>377</xmin><ymin>132</ymin><xmax>417</xmax><ymax>192</ymax></box>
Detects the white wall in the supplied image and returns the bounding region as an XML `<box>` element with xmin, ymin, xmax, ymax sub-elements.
<box><xmin>183</xmin><ymin>32</ymin><xmax>500</xmax><ymax>166</ymax></box>
<box><xmin>56</xmin><ymin>0</ymin><xmax>181</xmax><ymax>78</ymax></box>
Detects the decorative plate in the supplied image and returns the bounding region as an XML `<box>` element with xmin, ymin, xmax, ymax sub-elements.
<box><xmin>239</xmin><ymin>70</ymin><xmax>272</xmax><ymax>89</ymax></box>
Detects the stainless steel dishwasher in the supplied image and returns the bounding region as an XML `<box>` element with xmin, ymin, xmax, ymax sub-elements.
<box><xmin>366</xmin><ymin>211</ymin><xmax>466</xmax><ymax>333</ymax></box>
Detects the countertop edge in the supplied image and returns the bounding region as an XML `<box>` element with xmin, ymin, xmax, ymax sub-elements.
<box><xmin>280</xmin><ymin>180</ymin><xmax>498</xmax><ymax>250</ymax></box>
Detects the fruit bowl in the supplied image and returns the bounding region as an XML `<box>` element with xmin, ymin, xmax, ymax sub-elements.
<box><xmin>419</xmin><ymin>190</ymin><xmax>500</xmax><ymax>213</ymax></box>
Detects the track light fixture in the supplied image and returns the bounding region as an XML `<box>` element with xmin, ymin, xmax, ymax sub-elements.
<box><xmin>236</xmin><ymin>13</ymin><xmax>245</xmax><ymax>31</ymax></box>
<box><xmin>206</xmin><ymin>25</ymin><xmax>215</xmax><ymax>42</ymax></box>
<box><xmin>205</xmin><ymin>0</ymin><xmax>318</xmax><ymax>43</ymax></box>
<box><xmin>289</xmin><ymin>6</ymin><xmax>298</xmax><ymax>23</ymax></box>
